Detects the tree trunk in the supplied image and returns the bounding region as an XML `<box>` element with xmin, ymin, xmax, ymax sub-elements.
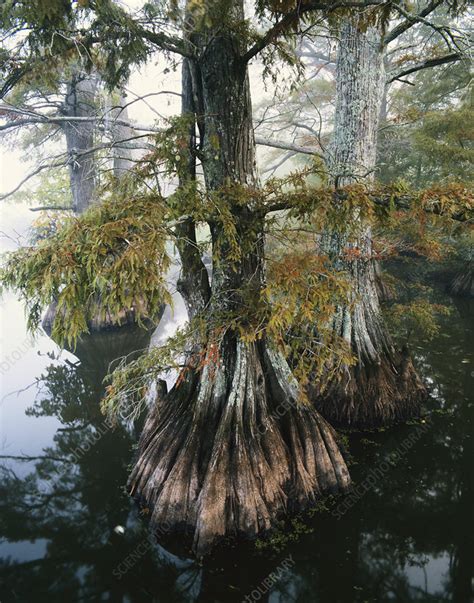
<box><xmin>108</xmin><ymin>91</ymin><xmax>136</xmax><ymax>178</ymax></box>
<box><xmin>174</xmin><ymin>58</ymin><xmax>212</xmax><ymax>321</ymax></box>
<box><xmin>129</xmin><ymin>2</ymin><xmax>350</xmax><ymax>556</ymax></box>
<box><xmin>43</xmin><ymin>75</ymin><xmax>163</xmax><ymax>335</ymax></box>
<box><xmin>62</xmin><ymin>71</ymin><xmax>98</xmax><ymax>214</ymax></box>
<box><xmin>374</xmin><ymin>261</ymin><xmax>395</xmax><ymax>302</ymax></box>
<box><xmin>312</xmin><ymin>15</ymin><xmax>426</xmax><ymax>429</ymax></box>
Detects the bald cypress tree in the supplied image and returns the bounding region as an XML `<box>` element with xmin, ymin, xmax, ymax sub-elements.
<box><xmin>0</xmin><ymin>0</ymin><xmax>353</xmax><ymax>554</ymax></box>
<box><xmin>1</xmin><ymin>0</ymin><xmax>471</xmax><ymax>554</ymax></box>
<box><xmin>127</xmin><ymin>1</ymin><xmax>351</xmax><ymax>555</ymax></box>
<box><xmin>311</xmin><ymin>13</ymin><xmax>427</xmax><ymax>429</ymax></box>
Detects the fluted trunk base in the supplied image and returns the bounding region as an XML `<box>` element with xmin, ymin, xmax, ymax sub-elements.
<box><xmin>128</xmin><ymin>336</ymin><xmax>351</xmax><ymax>556</ymax></box>
<box><xmin>311</xmin><ymin>349</ymin><xmax>427</xmax><ymax>430</ymax></box>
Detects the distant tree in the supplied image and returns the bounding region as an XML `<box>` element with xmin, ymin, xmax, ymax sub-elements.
<box><xmin>0</xmin><ymin>65</ymin><xmax>140</xmax><ymax>211</ymax></box>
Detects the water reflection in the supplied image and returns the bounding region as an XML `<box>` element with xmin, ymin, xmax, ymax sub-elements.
<box><xmin>0</xmin><ymin>293</ymin><xmax>472</xmax><ymax>602</ymax></box>
<box><xmin>0</xmin><ymin>325</ymin><xmax>189</xmax><ymax>601</ymax></box>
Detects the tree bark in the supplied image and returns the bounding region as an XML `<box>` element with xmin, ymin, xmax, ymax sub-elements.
<box><xmin>129</xmin><ymin>1</ymin><xmax>350</xmax><ymax>556</ymax></box>
<box><xmin>107</xmin><ymin>91</ymin><xmax>136</xmax><ymax>178</ymax></box>
<box><xmin>174</xmin><ymin>58</ymin><xmax>211</xmax><ymax>321</ymax></box>
<box><xmin>447</xmin><ymin>256</ymin><xmax>474</xmax><ymax>299</ymax></box>
<box><xmin>62</xmin><ymin>71</ymin><xmax>98</xmax><ymax>214</ymax></box>
<box><xmin>374</xmin><ymin>261</ymin><xmax>395</xmax><ymax>302</ymax></box>
<box><xmin>311</xmin><ymin>15</ymin><xmax>426</xmax><ymax>429</ymax></box>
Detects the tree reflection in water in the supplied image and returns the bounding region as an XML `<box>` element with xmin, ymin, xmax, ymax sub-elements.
<box><xmin>0</xmin><ymin>296</ymin><xmax>472</xmax><ymax>602</ymax></box>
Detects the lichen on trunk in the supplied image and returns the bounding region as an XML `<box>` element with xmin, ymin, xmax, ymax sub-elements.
<box><xmin>311</xmin><ymin>14</ymin><xmax>426</xmax><ymax>429</ymax></box>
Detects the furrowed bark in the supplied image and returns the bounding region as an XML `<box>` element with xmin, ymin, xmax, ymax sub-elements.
<box><xmin>311</xmin><ymin>15</ymin><xmax>426</xmax><ymax>429</ymax></box>
<box><xmin>174</xmin><ymin>57</ymin><xmax>211</xmax><ymax>320</ymax></box>
<box><xmin>129</xmin><ymin>0</ymin><xmax>350</xmax><ymax>556</ymax></box>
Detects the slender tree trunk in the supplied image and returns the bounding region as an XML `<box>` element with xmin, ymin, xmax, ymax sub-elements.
<box><xmin>44</xmin><ymin>71</ymin><xmax>99</xmax><ymax>334</ymax></box>
<box><xmin>174</xmin><ymin>58</ymin><xmax>211</xmax><ymax>320</ymax></box>
<box><xmin>312</xmin><ymin>15</ymin><xmax>426</xmax><ymax>429</ymax></box>
<box><xmin>44</xmin><ymin>76</ymin><xmax>163</xmax><ymax>335</ymax></box>
<box><xmin>62</xmin><ymin>71</ymin><xmax>98</xmax><ymax>214</ymax></box>
<box><xmin>129</xmin><ymin>1</ymin><xmax>350</xmax><ymax>556</ymax></box>
<box><xmin>107</xmin><ymin>91</ymin><xmax>136</xmax><ymax>178</ymax></box>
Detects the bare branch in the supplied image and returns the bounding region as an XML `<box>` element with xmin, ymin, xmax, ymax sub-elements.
<box><xmin>0</xmin><ymin>133</ymin><xmax>154</xmax><ymax>201</ymax></box>
<box><xmin>384</xmin><ymin>0</ymin><xmax>444</xmax><ymax>46</ymax></box>
<box><xmin>255</xmin><ymin>136</ymin><xmax>323</xmax><ymax>158</ymax></box>
<box><xmin>0</xmin><ymin>162</ymin><xmax>63</xmax><ymax>201</ymax></box>
<box><xmin>388</xmin><ymin>52</ymin><xmax>463</xmax><ymax>83</ymax></box>
<box><xmin>0</xmin><ymin>454</ymin><xmax>74</xmax><ymax>463</ymax></box>
<box><xmin>29</xmin><ymin>206</ymin><xmax>72</xmax><ymax>212</ymax></box>
<box><xmin>0</xmin><ymin>21</ymin><xmax>191</xmax><ymax>99</ymax></box>
<box><xmin>0</xmin><ymin>104</ymin><xmax>164</xmax><ymax>133</ymax></box>
<box><xmin>242</xmin><ymin>1</ymin><xmax>390</xmax><ymax>63</ymax></box>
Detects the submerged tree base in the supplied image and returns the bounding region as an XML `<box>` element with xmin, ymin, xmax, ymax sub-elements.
<box><xmin>42</xmin><ymin>299</ymin><xmax>164</xmax><ymax>336</ymax></box>
<box><xmin>128</xmin><ymin>335</ymin><xmax>351</xmax><ymax>557</ymax></box>
<box><xmin>311</xmin><ymin>349</ymin><xmax>427</xmax><ymax>430</ymax></box>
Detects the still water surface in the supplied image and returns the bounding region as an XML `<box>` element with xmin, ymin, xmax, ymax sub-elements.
<box><xmin>0</xmin><ymin>288</ymin><xmax>472</xmax><ymax>602</ymax></box>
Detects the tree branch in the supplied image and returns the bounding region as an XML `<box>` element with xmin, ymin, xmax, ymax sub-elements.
<box><xmin>387</xmin><ymin>52</ymin><xmax>462</xmax><ymax>83</ymax></box>
<box><xmin>0</xmin><ymin>454</ymin><xmax>74</xmax><ymax>463</ymax></box>
<box><xmin>29</xmin><ymin>206</ymin><xmax>72</xmax><ymax>212</ymax></box>
<box><xmin>0</xmin><ymin>104</ymin><xmax>164</xmax><ymax>133</ymax></box>
<box><xmin>384</xmin><ymin>0</ymin><xmax>444</xmax><ymax>46</ymax></box>
<box><xmin>0</xmin><ymin>16</ymin><xmax>191</xmax><ymax>99</ymax></box>
<box><xmin>242</xmin><ymin>1</ymin><xmax>389</xmax><ymax>63</ymax></box>
<box><xmin>255</xmin><ymin>136</ymin><xmax>324</xmax><ymax>158</ymax></box>
<box><xmin>263</xmin><ymin>187</ymin><xmax>473</xmax><ymax>223</ymax></box>
<box><xmin>0</xmin><ymin>134</ymin><xmax>154</xmax><ymax>201</ymax></box>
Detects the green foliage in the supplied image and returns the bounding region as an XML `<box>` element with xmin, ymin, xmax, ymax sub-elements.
<box><xmin>387</xmin><ymin>298</ymin><xmax>451</xmax><ymax>343</ymax></box>
<box><xmin>1</xmin><ymin>0</ymin><xmax>73</xmax><ymax>31</ymax></box>
<box><xmin>101</xmin><ymin>324</ymin><xmax>193</xmax><ymax>422</ymax></box>
<box><xmin>152</xmin><ymin>114</ymin><xmax>197</xmax><ymax>181</ymax></box>
<box><xmin>411</xmin><ymin>104</ymin><xmax>474</xmax><ymax>182</ymax></box>
<box><xmin>1</xmin><ymin>0</ymin><xmax>154</xmax><ymax>97</ymax></box>
<box><xmin>1</xmin><ymin>182</ymin><xmax>171</xmax><ymax>345</ymax></box>
<box><xmin>1</xmin><ymin>147</ymin><xmax>471</xmax><ymax>351</ymax></box>
<box><xmin>29</xmin><ymin>211</ymin><xmax>71</xmax><ymax>244</ymax></box>
<box><xmin>263</xmin><ymin>241</ymin><xmax>355</xmax><ymax>388</ymax></box>
<box><xmin>1</xmin><ymin>84</ymin><xmax>472</xmax><ymax>419</ymax></box>
<box><xmin>378</xmin><ymin>61</ymin><xmax>472</xmax><ymax>187</ymax></box>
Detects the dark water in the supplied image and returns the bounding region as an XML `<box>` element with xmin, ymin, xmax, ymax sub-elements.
<box><xmin>0</xmin><ymin>292</ymin><xmax>472</xmax><ymax>603</ymax></box>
